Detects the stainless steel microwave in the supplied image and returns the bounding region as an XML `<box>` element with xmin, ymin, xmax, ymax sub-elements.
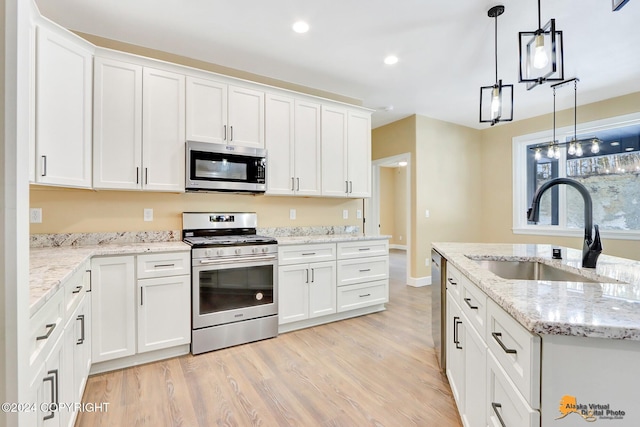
<box><xmin>185</xmin><ymin>141</ymin><xmax>266</xmax><ymax>193</ymax></box>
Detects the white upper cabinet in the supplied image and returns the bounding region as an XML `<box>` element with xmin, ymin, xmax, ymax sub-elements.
<box><xmin>35</xmin><ymin>24</ymin><xmax>93</xmax><ymax>188</ymax></box>
<box><xmin>94</xmin><ymin>59</ymin><xmax>185</xmax><ymax>192</ymax></box>
<box><xmin>142</xmin><ymin>67</ymin><xmax>186</xmax><ymax>192</ymax></box>
<box><xmin>93</xmin><ymin>57</ymin><xmax>143</xmax><ymax>190</ymax></box>
<box><xmin>265</xmin><ymin>94</ymin><xmax>321</xmax><ymax>196</ymax></box>
<box><xmin>186</xmin><ymin>76</ymin><xmax>264</xmax><ymax>149</ymax></box>
<box><xmin>321</xmin><ymin>105</ymin><xmax>372</xmax><ymax>198</ymax></box>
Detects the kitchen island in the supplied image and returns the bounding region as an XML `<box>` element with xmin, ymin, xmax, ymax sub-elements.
<box><xmin>433</xmin><ymin>242</ymin><xmax>640</xmax><ymax>426</ymax></box>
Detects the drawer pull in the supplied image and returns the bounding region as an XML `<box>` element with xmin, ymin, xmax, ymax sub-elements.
<box><xmin>36</xmin><ymin>323</ymin><xmax>56</xmax><ymax>341</ymax></box>
<box><xmin>464</xmin><ymin>298</ymin><xmax>478</xmax><ymax>310</ymax></box>
<box><xmin>359</xmin><ymin>293</ymin><xmax>371</xmax><ymax>298</ymax></box>
<box><xmin>358</xmin><ymin>248</ymin><xmax>371</xmax><ymax>251</ymax></box>
<box><xmin>447</xmin><ymin>277</ymin><xmax>457</xmax><ymax>286</ymax></box>
<box><xmin>302</xmin><ymin>252</ymin><xmax>316</xmax><ymax>256</ymax></box>
<box><xmin>72</xmin><ymin>285</ymin><xmax>83</xmax><ymax>294</ymax></box>
<box><xmin>492</xmin><ymin>332</ymin><xmax>517</xmax><ymax>354</ymax></box>
<box><xmin>154</xmin><ymin>263</ymin><xmax>175</xmax><ymax>268</ymax></box>
<box><xmin>359</xmin><ymin>268</ymin><xmax>371</xmax><ymax>272</ymax></box>
<box><xmin>453</xmin><ymin>316</ymin><xmax>463</xmax><ymax>350</ymax></box>
<box><xmin>42</xmin><ymin>372</ymin><xmax>56</xmax><ymax>420</ymax></box>
<box><xmin>492</xmin><ymin>402</ymin><xmax>506</xmax><ymax>427</ymax></box>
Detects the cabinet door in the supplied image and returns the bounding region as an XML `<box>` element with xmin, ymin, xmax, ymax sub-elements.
<box><xmin>308</xmin><ymin>261</ymin><xmax>336</xmax><ymax>318</ymax></box>
<box><xmin>91</xmin><ymin>256</ymin><xmax>136</xmax><ymax>363</ymax></box>
<box><xmin>446</xmin><ymin>294</ymin><xmax>465</xmax><ymax>413</ymax></box>
<box><xmin>142</xmin><ymin>67</ymin><xmax>186</xmax><ymax>192</ymax></box>
<box><xmin>321</xmin><ymin>105</ymin><xmax>348</xmax><ymax>197</ymax></box>
<box><xmin>93</xmin><ymin>57</ymin><xmax>143</xmax><ymax>189</ymax></box>
<box><xmin>347</xmin><ymin>110</ymin><xmax>371</xmax><ymax>197</ymax></box>
<box><xmin>278</xmin><ymin>264</ymin><xmax>310</xmax><ymax>324</ymax></box>
<box><xmin>294</xmin><ymin>100</ymin><xmax>322</xmax><ymax>196</ymax></box>
<box><xmin>137</xmin><ymin>275</ymin><xmax>191</xmax><ymax>353</ymax></box>
<box><xmin>35</xmin><ymin>26</ymin><xmax>93</xmax><ymax>188</ymax></box>
<box><xmin>186</xmin><ymin>76</ymin><xmax>228</xmax><ymax>144</ymax></box>
<box><xmin>462</xmin><ymin>313</ymin><xmax>487</xmax><ymax>427</ymax></box>
<box><xmin>228</xmin><ymin>85</ymin><xmax>264</xmax><ymax>148</ymax></box>
<box><xmin>265</xmin><ymin>93</ymin><xmax>294</xmax><ymax>195</ymax></box>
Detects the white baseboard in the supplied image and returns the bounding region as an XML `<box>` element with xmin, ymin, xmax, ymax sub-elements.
<box><xmin>389</xmin><ymin>244</ymin><xmax>407</xmax><ymax>250</ymax></box>
<box><xmin>408</xmin><ymin>276</ymin><xmax>431</xmax><ymax>287</ymax></box>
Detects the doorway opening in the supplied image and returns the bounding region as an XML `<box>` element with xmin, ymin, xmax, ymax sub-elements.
<box><xmin>366</xmin><ymin>153</ymin><xmax>412</xmax><ymax>286</ymax></box>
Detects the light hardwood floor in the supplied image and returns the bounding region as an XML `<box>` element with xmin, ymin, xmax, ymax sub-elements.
<box><xmin>77</xmin><ymin>249</ymin><xmax>462</xmax><ymax>426</ymax></box>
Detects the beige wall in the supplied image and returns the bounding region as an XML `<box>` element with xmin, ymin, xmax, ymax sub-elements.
<box><xmin>480</xmin><ymin>91</ymin><xmax>640</xmax><ymax>261</ymax></box>
<box><xmin>379</xmin><ymin>167</ymin><xmax>396</xmax><ymax>240</ymax></box>
<box><xmin>373</xmin><ymin>115</ymin><xmax>482</xmax><ymax>279</ymax></box>
<box><xmin>394</xmin><ymin>167</ymin><xmax>408</xmax><ymax>246</ymax></box>
<box><xmin>29</xmin><ymin>186</ymin><xmax>362</xmax><ymax>233</ymax></box>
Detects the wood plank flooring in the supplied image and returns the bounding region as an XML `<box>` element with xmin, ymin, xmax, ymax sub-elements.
<box><xmin>76</xmin><ymin>249</ymin><xmax>462</xmax><ymax>426</ymax></box>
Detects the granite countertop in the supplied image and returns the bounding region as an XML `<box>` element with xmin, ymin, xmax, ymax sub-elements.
<box><xmin>30</xmin><ymin>242</ymin><xmax>190</xmax><ymax>316</ymax></box>
<box><xmin>432</xmin><ymin>242</ymin><xmax>640</xmax><ymax>341</ymax></box>
<box><xmin>275</xmin><ymin>234</ymin><xmax>391</xmax><ymax>245</ymax></box>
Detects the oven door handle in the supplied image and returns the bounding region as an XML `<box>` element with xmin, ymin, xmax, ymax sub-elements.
<box><xmin>198</xmin><ymin>255</ymin><xmax>277</xmax><ymax>265</ymax></box>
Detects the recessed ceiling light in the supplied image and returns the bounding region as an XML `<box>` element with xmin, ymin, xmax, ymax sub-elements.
<box><xmin>384</xmin><ymin>55</ymin><xmax>399</xmax><ymax>65</ymax></box>
<box><xmin>292</xmin><ymin>21</ymin><xmax>309</xmax><ymax>34</ymax></box>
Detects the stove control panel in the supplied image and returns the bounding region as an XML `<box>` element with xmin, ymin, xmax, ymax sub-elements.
<box><xmin>192</xmin><ymin>244</ymin><xmax>278</xmax><ymax>261</ymax></box>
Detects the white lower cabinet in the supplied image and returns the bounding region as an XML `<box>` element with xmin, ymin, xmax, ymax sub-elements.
<box><xmin>445</xmin><ymin>264</ymin><xmax>541</xmax><ymax>427</ymax></box>
<box><xmin>91</xmin><ymin>252</ymin><xmax>191</xmax><ymax>365</ymax></box>
<box><xmin>137</xmin><ymin>275</ymin><xmax>191</xmax><ymax>353</ymax></box>
<box><xmin>279</xmin><ymin>261</ymin><xmax>336</xmax><ymax>324</ymax></box>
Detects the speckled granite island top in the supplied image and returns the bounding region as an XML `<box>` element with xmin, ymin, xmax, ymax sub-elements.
<box><xmin>432</xmin><ymin>243</ymin><xmax>640</xmax><ymax>341</ymax></box>
<box><xmin>30</xmin><ymin>242</ymin><xmax>190</xmax><ymax>316</ymax></box>
<box><xmin>275</xmin><ymin>234</ymin><xmax>390</xmax><ymax>245</ymax></box>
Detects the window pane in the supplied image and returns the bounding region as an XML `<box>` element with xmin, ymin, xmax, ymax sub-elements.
<box><xmin>526</xmin><ymin>144</ymin><xmax>559</xmax><ymax>225</ymax></box>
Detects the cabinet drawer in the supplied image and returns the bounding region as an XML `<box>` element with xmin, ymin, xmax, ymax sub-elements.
<box><xmin>337</xmin><ymin>239</ymin><xmax>388</xmax><ymax>259</ymax></box>
<box><xmin>460</xmin><ymin>277</ymin><xmax>487</xmax><ymax>337</ymax></box>
<box><xmin>446</xmin><ymin>265</ymin><xmax>463</xmax><ymax>303</ymax></box>
<box><xmin>337</xmin><ymin>256</ymin><xmax>389</xmax><ymax>286</ymax></box>
<box><xmin>29</xmin><ymin>288</ymin><xmax>64</xmax><ymax>373</ymax></box>
<box><xmin>63</xmin><ymin>261</ymin><xmax>89</xmax><ymax>322</ymax></box>
<box><xmin>278</xmin><ymin>243</ymin><xmax>336</xmax><ymax>265</ymax></box>
<box><xmin>137</xmin><ymin>252</ymin><xmax>190</xmax><ymax>279</ymax></box>
<box><xmin>337</xmin><ymin>280</ymin><xmax>388</xmax><ymax>312</ymax></box>
<box><xmin>487</xmin><ymin>352</ymin><xmax>540</xmax><ymax>427</ymax></box>
<box><xmin>487</xmin><ymin>299</ymin><xmax>541</xmax><ymax>409</ymax></box>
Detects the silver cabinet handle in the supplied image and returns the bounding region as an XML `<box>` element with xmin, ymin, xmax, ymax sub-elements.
<box><xmin>223</xmin><ymin>125</ymin><xmax>227</xmax><ymax>141</ymax></box>
<box><xmin>296</xmin><ymin>177</ymin><xmax>300</xmax><ymax>191</ymax></box>
<box><xmin>349</xmin><ymin>181</ymin><xmax>353</xmax><ymax>193</ymax></box>
<box><xmin>345</xmin><ymin>181</ymin><xmax>349</xmax><ymax>193</ymax></box>
<box><xmin>302</xmin><ymin>252</ymin><xmax>316</xmax><ymax>256</ymax></box>
<box><xmin>291</xmin><ymin>177</ymin><xmax>295</xmax><ymax>191</ymax></box>
<box><xmin>230</xmin><ymin>126</ymin><xmax>234</xmax><ymax>141</ymax></box>
<box><xmin>359</xmin><ymin>269</ymin><xmax>371</xmax><ymax>272</ymax></box>
<box><xmin>154</xmin><ymin>263</ymin><xmax>175</xmax><ymax>268</ymax></box>
<box><xmin>140</xmin><ymin>287</ymin><xmax>144</xmax><ymax>306</ymax></box>
<box><xmin>464</xmin><ymin>298</ymin><xmax>478</xmax><ymax>310</ymax></box>
<box><xmin>311</xmin><ymin>268</ymin><xmax>315</xmax><ymax>283</ymax></box>
<box><xmin>492</xmin><ymin>332</ymin><xmax>517</xmax><ymax>354</ymax></box>
<box><xmin>41</xmin><ymin>155</ymin><xmax>47</xmax><ymax>176</ymax></box>
<box><xmin>492</xmin><ymin>403</ymin><xmax>506</xmax><ymax>427</ymax></box>
<box><xmin>358</xmin><ymin>248</ymin><xmax>371</xmax><ymax>251</ymax></box>
<box><xmin>359</xmin><ymin>293</ymin><xmax>371</xmax><ymax>297</ymax></box>
<box><xmin>86</xmin><ymin>269</ymin><xmax>92</xmax><ymax>292</ymax></box>
<box><xmin>77</xmin><ymin>314</ymin><xmax>85</xmax><ymax>345</ymax></box>
<box><xmin>36</xmin><ymin>323</ymin><xmax>56</xmax><ymax>341</ymax></box>
<box><xmin>306</xmin><ymin>268</ymin><xmax>309</xmax><ymax>284</ymax></box>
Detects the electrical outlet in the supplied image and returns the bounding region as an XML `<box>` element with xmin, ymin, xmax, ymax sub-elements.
<box><xmin>30</xmin><ymin>208</ymin><xmax>42</xmax><ymax>224</ymax></box>
<box><xmin>356</xmin><ymin>209</ymin><xmax>362</xmax><ymax>219</ymax></box>
<box><xmin>289</xmin><ymin>209</ymin><xmax>296</xmax><ymax>220</ymax></box>
<box><xmin>425</xmin><ymin>209</ymin><xmax>430</xmax><ymax>218</ymax></box>
<box><xmin>144</xmin><ymin>208</ymin><xmax>153</xmax><ymax>222</ymax></box>
<box><xmin>425</xmin><ymin>257</ymin><xmax>430</xmax><ymax>266</ymax></box>
<box><xmin>343</xmin><ymin>209</ymin><xmax>349</xmax><ymax>219</ymax></box>
<box><xmin>399</xmin><ymin>235</ymin><xmax>403</xmax><ymax>241</ymax></box>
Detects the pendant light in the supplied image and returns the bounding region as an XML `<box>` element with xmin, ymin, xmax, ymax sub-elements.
<box><xmin>480</xmin><ymin>5</ymin><xmax>513</xmax><ymax>126</ymax></box>
<box><xmin>518</xmin><ymin>0</ymin><xmax>564</xmax><ymax>90</ymax></box>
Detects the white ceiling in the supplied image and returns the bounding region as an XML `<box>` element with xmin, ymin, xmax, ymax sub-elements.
<box><xmin>35</xmin><ymin>0</ymin><xmax>640</xmax><ymax>129</ymax></box>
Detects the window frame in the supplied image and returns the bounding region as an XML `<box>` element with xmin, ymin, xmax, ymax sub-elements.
<box><xmin>512</xmin><ymin>111</ymin><xmax>640</xmax><ymax>241</ymax></box>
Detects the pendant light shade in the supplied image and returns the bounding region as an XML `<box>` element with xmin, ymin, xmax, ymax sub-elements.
<box><xmin>480</xmin><ymin>5</ymin><xmax>513</xmax><ymax>126</ymax></box>
<box><xmin>518</xmin><ymin>0</ymin><xmax>564</xmax><ymax>90</ymax></box>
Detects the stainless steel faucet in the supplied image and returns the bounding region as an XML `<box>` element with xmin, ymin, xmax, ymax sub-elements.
<box><xmin>527</xmin><ymin>177</ymin><xmax>603</xmax><ymax>268</ymax></box>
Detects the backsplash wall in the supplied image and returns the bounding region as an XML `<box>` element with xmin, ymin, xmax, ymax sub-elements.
<box><xmin>29</xmin><ymin>186</ymin><xmax>363</xmax><ymax>234</ymax></box>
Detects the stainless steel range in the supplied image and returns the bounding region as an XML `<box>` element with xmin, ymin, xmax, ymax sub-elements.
<box><xmin>183</xmin><ymin>212</ymin><xmax>278</xmax><ymax>354</ymax></box>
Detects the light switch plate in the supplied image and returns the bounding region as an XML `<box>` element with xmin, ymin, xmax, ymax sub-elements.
<box><xmin>356</xmin><ymin>209</ymin><xmax>362</xmax><ymax>219</ymax></box>
<box><xmin>289</xmin><ymin>209</ymin><xmax>296</xmax><ymax>220</ymax></box>
<box><xmin>343</xmin><ymin>209</ymin><xmax>349</xmax><ymax>219</ymax></box>
<box><xmin>144</xmin><ymin>208</ymin><xmax>153</xmax><ymax>222</ymax></box>
<box><xmin>30</xmin><ymin>208</ymin><xmax>42</xmax><ymax>224</ymax></box>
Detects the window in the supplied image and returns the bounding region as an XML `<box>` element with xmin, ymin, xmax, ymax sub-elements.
<box><xmin>513</xmin><ymin>112</ymin><xmax>640</xmax><ymax>240</ymax></box>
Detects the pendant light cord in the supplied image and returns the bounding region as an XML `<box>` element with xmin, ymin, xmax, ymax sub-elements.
<box><xmin>538</xmin><ymin>0</ymin><xmax>542</xmax><ymax>30</ymax></box>
<box><xmin>574</xmin><ymin>80</ymin><xmax>578</xmax><ymax>140</ymax></box>
<box><xmin>553</xmin><ymin>86</ymin><xmax>556</xmax><ymax>144</ymax></box>
<box><xmin>494</xmin><ymin>13</ymin><xmax>498</xmax><ymax>84</ymax></box>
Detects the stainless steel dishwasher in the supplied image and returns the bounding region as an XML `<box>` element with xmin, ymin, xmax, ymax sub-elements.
<box><xmin>431</xmin><ymin>248</ymin><xmax>446</xmax><ymax>371</ymax></box>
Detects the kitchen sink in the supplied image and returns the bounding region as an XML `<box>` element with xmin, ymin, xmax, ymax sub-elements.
<box><xmin>473</xmin><ymin>259</ymin><xmax>605</xmax><ymax>283</ymax></box>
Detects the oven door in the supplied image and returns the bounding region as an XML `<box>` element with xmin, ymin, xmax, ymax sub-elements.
<box><xmin>192</xmin><ymin>255</ymin><xmax>277</xmax><ymax>329</ymax></box>
<box><xmin>186</xmin><ymin>141</ymin><xmax>266</xmax><ymax>192</ymax></box>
